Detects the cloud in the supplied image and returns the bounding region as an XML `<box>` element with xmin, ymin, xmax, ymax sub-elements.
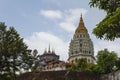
<box><xmin>24</xmin><ymin>32</ymin><xmax>69</xmax><ymax>61</ymax></box>
<box><xmin>94</xmin><ymin>39</ymin><xmax>120</xmax><ymax>57</ymax></box>
<box><xmin>40</xmin><ymin>8</ymin><xmax>87</xmax><ymax>33</ymax></box>
<box><xmin>59</xmin><ymin>8</ymin><xmax>87</xmax><ymax>32</ymax></box>
<box><xmin>64</xmin><ymin>8</ymin><xmax>87</xmax><ymax>22</ymax></box>
<box><xmin>40</xmin><ymin>10</ymin><xmax>62</xmax><ymax>19</ymax></box>
<box><xmin>59</xmin><ymin>22</ymin><xmax>76</xmax><ymax>32</ymax></box>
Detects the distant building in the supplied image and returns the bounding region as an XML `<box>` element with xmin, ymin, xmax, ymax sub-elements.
<box><xmin>39</xmin><ymin>45</ymin><xmax>59</xmax><ymax>62</ymax></box>
<box><xmin>68</xmin><ymin>14</ymin><xmax>95</xmax><ymax>63</ymax></box>
<box><xmin>39</xmin><ymin>45</ymin><xmax>67</xmax><ymax>71</ymax></box>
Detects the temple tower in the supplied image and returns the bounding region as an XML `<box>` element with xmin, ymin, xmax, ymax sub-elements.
<box><xmin>68</xmin><ymin>14</ymin><xmax>95</xmax><ymax>63</ymax></box>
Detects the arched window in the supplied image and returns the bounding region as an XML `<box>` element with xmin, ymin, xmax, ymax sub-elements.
<box><xmin>71</xmin><ymin>52</ymin><xmax>73</xmax><ymax>55</ymax></box>
<box><xmin>83</xmin><ymin>50</ymin><xmax>85</xmax><ymax>54</ymax></box>
<box><xmin>88</xmin><ymin>59</ymin><xmax>90</xmax><ymax>63</ymax></box>
<box><xmin>80</xmin><ymin>49</ymin><xmax>82</xmax><ymax>52</ymax></box>
<box><xmin>80</xmin><ymin>34</ymin><xmax>82</xmax><ymax>37</ymax></box>
<box><xmin>83</xmin><ymin>34</ymin><xmax>85</xmax><ymax>37</ymax></box>
<box><xmin>80</xmin><ymin>44</ymin><xmax>82</xmax><ymax>47</ymax></box>
<box><xmin>75</xmin><ymin>58</ymin><xmax>78</xmax><ymax>63</ymax></box>
<box><xmin>89</xmin><ymin>51</ymin><xmax>91</xmax><ymax>54</ymax></box>
<box><xmin>71</xmin><ymin>60</ymin><xmax>74</xmax><ymax>63</ymax></box>
<box><xmin>75</xmin><ymin>51</ymin><xmax>78</xmax><ymax>54</ymax></box>
<box><xmin>86</xmin><ymin>51</ymin><xmax>88</xmax><ymax>54</ymax></box>
<box><xmin>84</xmin><ymin>50</ymin><xmax>86</xmax><ymax>54</ymax></box>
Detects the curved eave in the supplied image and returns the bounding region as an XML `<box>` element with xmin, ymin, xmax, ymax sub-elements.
<box><xmin>68</xmin><ymin>54</ymin><xmax>95</xmax><ymax>61</ymax></box>
<box><xmin>40</xmin><ymin>54</ymin><xmax>59</xmax><ymax>58</ymax></box>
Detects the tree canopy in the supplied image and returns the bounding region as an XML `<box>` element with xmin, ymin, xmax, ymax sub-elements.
<box><xmin>96</xmin><ymin>49</ymin><xmax>118</xmax><ymax>74</ymax></box>
<box><xmin>89</xmin><ymin>0</ymin><xmax>120</xmax><ymax>40</ymax></box>
<box><xmin>67</xmin><ymin>58</ymin><xmax>93</xmax><ymax>72</ymax></box>
<box><xmin>0</xmin><ymin>22</ymin><xmax>34</xmax><ymax>80</ymax></box>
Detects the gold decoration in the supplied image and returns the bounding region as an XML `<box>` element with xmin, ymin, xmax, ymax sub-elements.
<box><xmin>75</xmin><ymin>14</ymin><xmax>88</xmax><ymax>34</ymax></box>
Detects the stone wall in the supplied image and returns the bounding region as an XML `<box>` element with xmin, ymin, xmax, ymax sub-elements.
<box><xmin>100</xmin><ymin>70</ymin><xmax>120</xmax><ymax>80</ymax></box>
<box><xmin>16</xmin><ymin>70</ymin><xmax>100</xmax><ymax>80</ymax></box>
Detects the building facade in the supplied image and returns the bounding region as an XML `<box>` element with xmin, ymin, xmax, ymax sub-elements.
<box><xmin>39</xmin><ymin>46</ymin><xmax>66</xmax><ymax>71</ymax></box>
<box><xmin>39</xmin><ymin>46</ymin><xmax>59</xmax><ymax>62</ymax></box>
<box><xmin>68</xmin><ymin>14</ymin><xmax>95</xmax><ymax>63</ymax></box>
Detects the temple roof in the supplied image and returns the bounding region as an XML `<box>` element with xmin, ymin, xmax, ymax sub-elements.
<box><xmin>75</xmin><ymin>14</ymin><xmax>88</xmax><ymax>34</ymax></box>
<box><xmin>43</xmin><ymin>45</ymin><xmax>55</xmax><ymax>54</ymax></box>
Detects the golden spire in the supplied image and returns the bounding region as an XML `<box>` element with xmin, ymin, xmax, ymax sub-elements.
<box><xmin>75</xmin><ymin>14</ymin><xmax>87</xmax><ymax>34</ymax></box>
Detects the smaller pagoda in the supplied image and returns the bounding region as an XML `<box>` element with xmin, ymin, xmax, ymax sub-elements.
<box><xmin>39</xmin><ymin>45</ymin><xmax>66</xmax><ymax>71</ymax></box>
<box><xmin>39</xmin><ymin>45</ymin><xmax>59</xmax><ymax>62</ymax></box>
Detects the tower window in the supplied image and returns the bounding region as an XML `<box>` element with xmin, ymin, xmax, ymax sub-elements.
<box><xmin>83</xmin><ymin>35</ymin><xmax>85</xmax><ymax>37</ymax></box>
<box><xmin>84</xmin><ymin>35</ymin><xmax>86</xmax><ymax>37</ymax></box>
<box><xmin>85</xmin><ymin>50</ymin><xmax>86</xmax><ymax>54</ymax></box>
<box><xmin>80</xmin><ymin>49</ymin><xmax>82</xmax><ymax>52</ymax></box>
<box><xmin>75</xmin><ymin>51</ymin><xmax>78</xmax><ymax>54</ymax></box>
<box><xmin>79</xmin><ymin>39</ymin><xmax>82</xmax><ymax>42</ymax></box>
<box><xmin>75</xmin><ymin>58</ymin><xmax>78</xmax><ymax>63</ymax></box>
<box><xmin>89</xmin><ymin>51</ymin><xmax>91</xmax><ymax>54</ymax></box>
<box><xmin>80</xmin><ymin>35</ymin><xmax>82</xmax><ymax>37</ymax></box>
<box><xmin>71</xmin><ymin>60</ymin><xmax>74</xmax><ymax>63</ymax></box>
<box><xmin>80</xmin><ymin>44</ymin><xmax>82</xmax><ymax>47</ymax></box>
<box><xmin>71</xmin><ymin>52</ymin><xmax>73</xmax><ymax>55</ymax></box>
<box><xmin>76</xmin><ymin>36</ymin><xmax>78</xmax><ymax>38</ymax></box>
<box><xmin>86</xmin><ymin>51</ymin><xmax>88</xmax><ymax>54</ymax></box>
<box><xmin>83</xmin><ymin>50</ymin><xmax>84</xmax><ymax>53</ymax></box>
<box><xmin>88</xmin><ymin>59</ymin><xmax>90</xmax><ymax>63</ymax></box>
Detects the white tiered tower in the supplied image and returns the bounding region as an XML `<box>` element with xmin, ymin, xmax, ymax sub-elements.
<box><xmin>68</xmin><ymin>14</ymin><xmax>95</xmax><ymax>63</ymax></box>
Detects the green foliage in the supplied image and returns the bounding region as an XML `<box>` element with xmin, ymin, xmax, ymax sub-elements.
<box><xmin>77</xmin><ymin>58</ymin><xmax>88</xmax><ymax>71</ymax></box>
<box><xmin>116</xmin><ymin>58</ymin><xmax>120</xmax><ymax>70</ymax></box>
<box><xmin>92</xmin><ymin>65</ymin><xmax>104</xmax><ymax>74</ymax></box>
<box><xmin>31</xmin><ymin>55</ymin><xmax>40</xmax><ymax>72</ymax></box>
<box><xmin>96</xmin><ymin>49</ymin><xmax>118</xmax><ymax>74</ymax></box>
<box><xmin>0</xmin><ymin>22</ymin><xmax>33</xmax><ymax>80</ymax></box>
<box><xmin>89</xmin><ymin>0</ymin><xmax>120</xmax><ymax>14</ymax></box>
<box><xmin>89</xmin><ymin>0</ymin><xmax>120</xmax><ymax>40</ymax></box>
<box><xmin>93</xmin><ymin>7</ymin><xmax>120</xmax><ymax>40</ymax></box>
<box><xmin>91</xmin><ymin>49</ymin><xmax>120</xmax><ymax>74</ymax></box>
<box><xmin>67</xmin><ymin>58</ymin><xmax>90</xmax><ymax>72</ymax></box>
<box><xmin>67</xmin><ymin>65</ymin><xmax>77</xmax><ymax>71</ymax></box>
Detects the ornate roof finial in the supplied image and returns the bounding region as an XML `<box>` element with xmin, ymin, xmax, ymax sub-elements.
<box><xmin>80</xmin><ymin>13</ymin><xmax>83</xmax><ymax>22</ymax></box>
<box><xmin>75</xmin><ymin>13</ymin><xmax>87</xmax><ymax>34</ymax></box>
<box><xmin>48</xmin><ymin>44</ymin><xmax>51</xmax><ymax>53</ymax></box>
<box><xmin>81</xmin><ymin>13</ymin><xmax>82</xmax><ymax>18</ymax></box>
<box><xmin>52</xmin><ymin>48</ymin><xmax>55</xmax><ymax>54</ymax></box>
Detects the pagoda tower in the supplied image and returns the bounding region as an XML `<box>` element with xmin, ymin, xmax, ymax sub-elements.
<box><xmin>68</xmin><ymin>14</ymin><xmax>95</xmax><ymax>63</ymax></box>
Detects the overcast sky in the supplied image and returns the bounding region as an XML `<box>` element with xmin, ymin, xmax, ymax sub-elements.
<box><xmin>0</xmin><ymin>0</ymin><xmax>120</xmax><ymax>61</ymax></box>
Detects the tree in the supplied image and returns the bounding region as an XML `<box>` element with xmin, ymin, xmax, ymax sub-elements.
<box><xmin>96</xmin><ymin>49</ymin><xmax>118</xmax><ymax>74</ymax></box>
<box><xmin>0</xmin><ymin>22</ymin><xmax>33</xmax><ymax>80</ymax></box>
<box><xmin>67</xmin><ymin>58</ymin><xmax>89</xmax><ymax>72</ymax></box>
<box><xmin>30</xmin><ymin>49</ymin><xmax>40</xmax><ymax>72</ymax></box>
<box><xmin>92</xmin><ymin>64</ymin><xmax>103</xmax><ymax>74</ymax></box>
<box><xmin>116</xmin><ymin>58</ymin><xmax>120</xmax><ymax>70</ymax></box>
<box><xmin>77</xmin><ymin>58</ymin><xmax>88</xmax><ymax>72</ymax></box>
<box><xmin>89</xmin><ymin>0</ymin><xmax>120</xmax><ymax>40</ymax></box>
